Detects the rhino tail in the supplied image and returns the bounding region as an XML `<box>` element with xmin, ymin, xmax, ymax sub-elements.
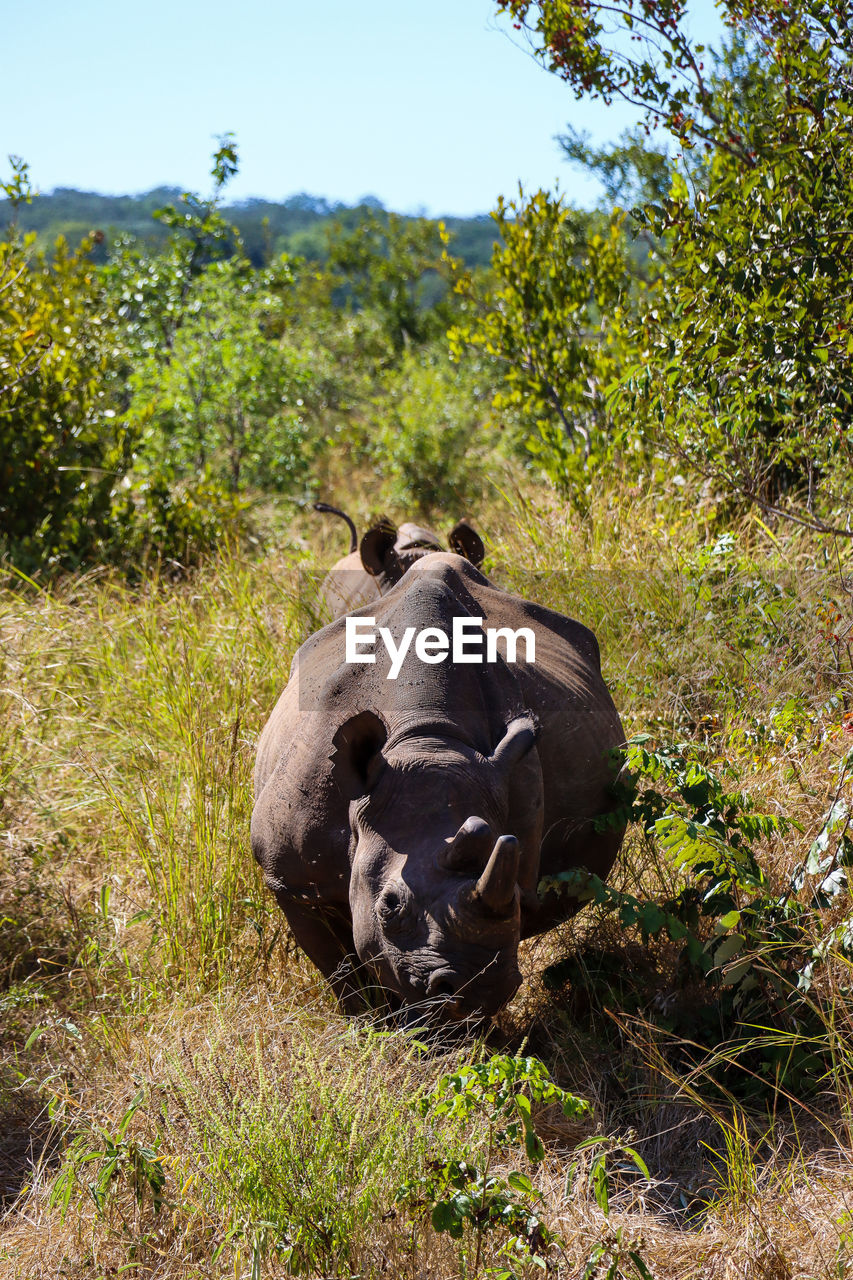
<box><xmin>314</xmin><ymin>502</ymin><xmax>358</xmax><ymax>554</ymax></box>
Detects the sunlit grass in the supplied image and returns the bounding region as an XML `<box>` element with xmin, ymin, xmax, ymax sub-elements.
<box><xmin>1</xmin><ymin>485</ymin><xmax>852</xmax><ymax>1277</ymax></box>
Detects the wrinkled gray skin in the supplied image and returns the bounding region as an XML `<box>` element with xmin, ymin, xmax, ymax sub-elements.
<box><xmin>252</xmin><ymin>553</ymin><xmax>625</xmax><ymax>1024</ymax></box>
<box><xmin>314</xmin><ymin>503</ymin><xmax>485</xmax><ymax>619</ymax></box>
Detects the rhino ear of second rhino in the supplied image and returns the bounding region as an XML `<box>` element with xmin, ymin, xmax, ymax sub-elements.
<box><xmin>447</xmin><ymin>520</ymin><xmax>485</xmax><ymax>567</ymax></box>
<box><xmin>360</xmin><ymin>519</ymin><xmax>398</xmax><ymax>578</ymax></box>
<box><xmin>332</xmin><ymin>710</ymin><xmax>388</xmax><ymax>796</ymax></box>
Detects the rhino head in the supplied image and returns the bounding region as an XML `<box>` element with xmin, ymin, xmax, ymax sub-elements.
<box><xmin>360</xmin><ymin>518</ymin><xmax>485</xmax><ymax>590</ymax></box>
<box><xmin>332</xmin><ymin>712</ymin><xmax>542</xmax><ymax>1023</ymax></box>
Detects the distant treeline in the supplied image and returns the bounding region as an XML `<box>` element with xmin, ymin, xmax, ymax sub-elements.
<box><xmin>0</xmin><ymin>187</ymin><xmax>499</xmax><ymax>268</ymax></box>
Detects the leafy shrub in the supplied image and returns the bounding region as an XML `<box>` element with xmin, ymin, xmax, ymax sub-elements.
<box><xmin>542</xmin><ymin>737</ymin><xmax>853</xmax><ymax>1093</ymax></box>
<box><xmin>0</xmin><ymin>152</ymin><xmax>258</xmax><ymax>577</ymax></box>
<box><xmin>450</xmin><ymin>190</ymin><xmax>638</xmax><ymax>512</ymax></box>
<box><xmin>105</xmin><ymin>470</ymin><xmax>248</xmax><ymax>570</ymax></box>
<box><xmin>327</xmin><ymin>210</ymin><xmax>458</xmax><ymax>355</ymax></box>
<box><xmin>0</xmin><ymin>224</ymin><xmax>134</xmax><ymax>573</ymax></box>
<box><xmin>399</xmin><ymin>1054</ymin><xmax>655</xmax><ymax>1280</ymax></box>
<box><xmin>375</xmin><ymin>350</ymin><xmax>492</xmax><ymax>514</ymax></box>
<box><xmin>398</xmin><ymin>1053</ymin><xmax>588</xmax><ymax>1275</ymax></box>
<box><xmin>493</xmin><ymin>0</ymin><xmax>853</xmax><ymax>530</ymax></box>
<box><xmin>123</xmin><ymin>255</ymin><xmax>317</xmax><ymax>497</ymax></box>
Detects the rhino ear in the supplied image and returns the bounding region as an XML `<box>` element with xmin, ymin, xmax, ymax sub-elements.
<box><xmin>447</xmin><ymin>520</ymin><xmax>485</xmax><ymax>567</ymax></box>
<box><xmin>332</xmin><ymin>710</ymin><xmax>388</xmax><ymax>796</ymax></box>
<box><xmin>489</xmin><ymin>716</ymin><xmax>538</xmax><ymax>772</ymax></box>
<box><xmin>360</xmin><ymin>519</ymin><xmax>398</xmax><ymax>578</ymax></box>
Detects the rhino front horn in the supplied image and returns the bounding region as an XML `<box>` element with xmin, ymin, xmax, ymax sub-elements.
<box><xmin>473</xmin><ymin>835</ymin><xmax>520</xmax><ymax>915</ymax></box>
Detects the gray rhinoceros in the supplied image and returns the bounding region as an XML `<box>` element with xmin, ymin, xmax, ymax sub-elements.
<box><xmin>251</xmin><ymin>552</ymin><xmax>624</xmax><ymax>1023</ymax></box>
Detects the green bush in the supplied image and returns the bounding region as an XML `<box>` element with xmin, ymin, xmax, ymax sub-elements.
<box><xmin>0</xmin><ymin>227</ymin><xmax>134</xmax><ymax>573</ymax></box>
<box><xmin>449</xmin><ymin>191</ymin><xmax>638</xmax><ymax>512</ymax></box>
<box><xmin>494</xmin><ymin>0</ymin><xmax>853</xmax><ymax>529</ymax></box>
<box><xmin>123</xmin><ymin>255</ymin><xmax>317</xmax><ymax>497</ymax></box>
<box><xmin>105</xmin><ymin>471</ymin><xmax>248</xmax><ymax>570</ymax></box>
<box><xmin>375</xmin><ymin>350</ymin><xmax>492</xmax><ymax>514</ymax></box>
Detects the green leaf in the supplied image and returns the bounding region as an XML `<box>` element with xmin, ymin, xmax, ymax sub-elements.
<box><xmin>430</xmin><ymin>1201</ymin><xmax>455</xmax><ymax>1233</ymax></box>
<box><xmin>593</xmin><ymin>1157</ymin><xmax>610</xmax><ymax>1215</ymax></box>
<box><xmin>621</xmin><ymin>1146</ymin><xmax>651</xmax><ymax>1180</ymax></box>
<box><xmin>525</xmin><ymin>1130</ymin><xmax>545</xmax><ymax>1163</ymax></box>
<box><xmin>721</xmin><ymin>956</ymin><xmax>754</xmax><ymax>987</ymax></box>
<box><xmin>629</xmin><ymin>1250</ymin><xmax>655</xmax><ymax>1279</ymax></box>
<box><xmin>713</xmin><ymin>934</ymin><xmax>745</xmax><ymax>967</ymax></box>
<box><xmin>24</xmin><ymin>1025</ymin><xmax>48</xmax><ymax>1051</ymax></box>
<box><xmin>507</xmin><ymin>1171</ymin><xmax>535</xmax><ymax>1196</ymax></box>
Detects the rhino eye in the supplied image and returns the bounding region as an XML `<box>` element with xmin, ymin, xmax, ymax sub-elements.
<box><xmin>377</xmin><ymin>885</ymin><xmax>416</xmax><ymax>933</ymax></box>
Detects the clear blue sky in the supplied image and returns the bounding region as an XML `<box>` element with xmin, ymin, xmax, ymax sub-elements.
<box><xmin>2</xmin><ymin>1</ymin><xmax>724</xmax><ymax>216</ymax></box>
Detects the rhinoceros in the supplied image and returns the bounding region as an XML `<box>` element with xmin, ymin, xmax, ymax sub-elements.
<box><xmin>313</xmin><ymin>502</ymin><xmax>485</xmax><ymax>618</ymax></box>
<box><xmin>252</xmin><ymin>552</ymin><xmax>624</xmax><ymax>1023</ymax></box>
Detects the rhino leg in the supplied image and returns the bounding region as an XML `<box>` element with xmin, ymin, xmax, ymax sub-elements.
<box><xmin>278</xmin><ymin>896</ymin><xmax>385</xmax><ymax>1014</ymax></box>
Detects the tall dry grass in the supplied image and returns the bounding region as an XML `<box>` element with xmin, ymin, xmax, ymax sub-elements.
<box><xmin>1</xmin><ymin>483</ymin><xmax>852</xmax><ymax>1277</ymax></box>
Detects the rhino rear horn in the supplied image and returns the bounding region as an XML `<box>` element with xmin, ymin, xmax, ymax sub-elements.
<box><xmin>447</xmin><ymin>520</ymin><xmax>485</xmax><ymax>567</ymax></box>
<box><xmin>439</xmin><ymin>816</ymin><xmax>494</xmax><ymax>872</ymax></box>
<box><xmin>473</xmin><ymin>835</ymin><xmax>520</xmax><ymax>915</ymax></box>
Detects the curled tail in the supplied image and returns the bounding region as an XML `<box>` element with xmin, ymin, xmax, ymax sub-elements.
<box><xmin>313</xmin><ymin>502</ymin><xmax>358</xmax><ymax>555</ymax></box>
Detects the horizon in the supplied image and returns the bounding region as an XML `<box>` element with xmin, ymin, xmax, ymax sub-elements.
<box><xmin>12</xmin><ymin>183</ymin><xmax>500</xmax><ymax>222</ymax></box>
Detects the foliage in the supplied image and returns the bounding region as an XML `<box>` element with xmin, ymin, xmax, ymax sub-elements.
<box><xmin>102</xmin><ymin>135</ymin><xmax>244</xmax><ymax>355</ymax></box>
<box><xmin>152</xmin><ymin>132</ymin><xmax>239</xmax><ymax>267</ymax></box>
<box><xmin>104</xmin><ymin>145</ymin><xmax>468</xmax><ymax>515</ymax></box>
<box><xmin>0</xmin><ymin>147</ymin><xmax>261</xmax><ymax>575</ymax></box>
<box><xmin>1</xmin><ymin>155</ymin><xmax>35</xmax><ymax>213</ymax></box>
<box><xmin>559</xmin><ymin>122</ymin><xmax>674</xmax><ymax>211</ymax></box>
<box><xmin>49</xmin><ymin>1090</ymin><xmax>166</xmax><ymax>1223</ymax></box>
<box><xmin>398</xmin><ymin>1054</ymin><xmax>590</xmax><ymax>1276</ymax></box>
<box><xmin>102</xmin><ymin>140</ymin><xmax>317</xmax><ymax>505</ymax></box>
<box><xmin>124</xmin><ymin>256</ymin><xmax>316</xmax><ymax>496</ymax></box>
<box><xmin>399</xmin><ymin>1056</ymin><xmax>657</xmax><ymax>1278</ymax></box>
<box><xmin>494</xmin><ymin>0</ymin><xmax>853</xmax><ymax>527</ymax></box>
<box><xmin>611</xmin><ymin>21</ymin><xmax>853</xmax><ymax>523</ymax></box>
<box><xmin>374</xmin><ymin>349</ymin><xmax>492</xmax><ymax>514</ymax></box>
<box><xmin>327</xmin><ymin>209</ymin><xmax>459</xmax><ymax>355</ymax></box>
<box><xmin>449</xmin><ymin>189</ymin><xmax>635</xmax><ymax>509</ymax></box>
<box><xmin>498</xmin><ymin>0</ymin><xmax>769</xmax><ymax>159</ymax></box>
<box><xmin>0</xmin><ymin>222</ymin><xmax>133</xmax><ymax>572</ymax></box>
<box><xmin>543</xmin><ymin>735</ymin><xmax>853</xmax><ymax>1088</ymax></box>
<box><xmin>107</xmin><ymin>471</ymin><xmax>249</xmax><ymax>570</ymax></box>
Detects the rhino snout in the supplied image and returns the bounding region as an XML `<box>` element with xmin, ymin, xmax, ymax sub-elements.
<box><xmin>427</xmin><ymin>968</ymin><xmax>458</xmax><ymax>999</ymax></box>
<box><xmin>424</xmin><ymin>961</ymin><xmax>523</xmax><ymax>1023</ymax></box>
<box><xmin>426</xmin><ymin>968</ymin><xmax>463</xmax><ymax>1018</ymax></box>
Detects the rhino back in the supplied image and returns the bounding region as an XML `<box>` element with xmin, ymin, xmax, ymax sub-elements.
<box><xmin>252</xmin><ymin>554</ymin><xmax>623</xmax><ymax>912</ymax></box>
<box><xmin>398</xmin><ymin>556</ymin><xmax>624</xmax><ymax>853</ymax></box>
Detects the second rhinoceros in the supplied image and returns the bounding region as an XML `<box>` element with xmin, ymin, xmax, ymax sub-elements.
<box><xmin>313</xmin><ymin>502</ymin><xmax>485</xmax><ymax>618</ymax></box>
<box><xmin>251</xmin><ymin>552</ymin><xmax>625</xmax><ymax>1023</ymax></box>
